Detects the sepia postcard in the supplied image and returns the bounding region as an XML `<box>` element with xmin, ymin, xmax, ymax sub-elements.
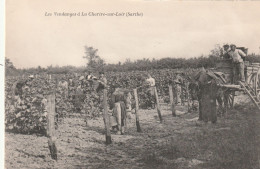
<box><xmin>2</xmin><ymin>0</ymin><xmax>260</xmax><ymax>168</ymax></box>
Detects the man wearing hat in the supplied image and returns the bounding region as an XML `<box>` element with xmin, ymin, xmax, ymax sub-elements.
<box><xmin>99</xmin><ymin>71</ymin><xmax>107</xmax><ymax>86</ymax></box>
<box><xmin>228</xmin><ymin>44</ymin><xmax>247</xmax><ymax>83</ymax></box>
<box><xmin>222</xmin><ymin>44</ymin><xmax>231</xmax><ymax>59</ymax></box>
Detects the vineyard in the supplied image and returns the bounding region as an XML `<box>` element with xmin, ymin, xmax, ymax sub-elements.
<box><xmin>5</xmin><ymin>69</ymin><xmax>189</xmax><ymax>133</ymax></box>
<box><xmin>4</xmin><ymin>0</ymin><xmax>260</xmax><ymax>167</ymax></box>
<box><xmin>5</xmin><ymin>69</ymin><xmax>260</xmax><ymax>169</ymax></box>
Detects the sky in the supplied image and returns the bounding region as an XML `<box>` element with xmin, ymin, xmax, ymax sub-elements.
<box><xmin>5</xmin><ymin>0</ymin><xmax>260</xmax><ymax>68</ymax></box>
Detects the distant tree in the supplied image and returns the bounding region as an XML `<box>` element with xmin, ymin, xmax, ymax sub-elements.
<box><xmin>125</xmin><ymin>58</ymin><xmax>131</xmax><ymax>64</ymax></box>
<box><xmin>246</xmin><ymin>54</ymin><xmax>260</xmax><ymax>63</ymax></box>
<box><xmin>5</xmin><ymin>58</ymin><xmax>18</xmax><ymax>76</ymax></box>
<box><xmin>95</xmin><ymin>44</ymin><xmax>229</xmax><ymax>72</ymax></box>
<box><xmin>83</xmin><ymin>46</ymin><xmax>105</xmax><ymax>72</ymax></box>
<box><xmin>5</xmin><ymin>58</ymin><xmax>15</xmax><ymax>69</ymax></box>
<box><xmin>210</xmin><ymin>44</ymin><xmax>222</xmax><ymax>58</ymax></box>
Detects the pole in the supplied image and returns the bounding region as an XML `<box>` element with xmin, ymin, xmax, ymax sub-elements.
<box><xmin>223</xmin><ymin>90</ymin><xmax>229</xmax><ymax>117</ymax></box>
<box><xmin>103</xmin><ymin>89</ymin><xmax>112</xmax><ymax>144</ymax></box>
<box><xmin>114</xmin><ymin>103</ymin><xmax>122</xmax><ymax>134</ymax></box>
<box><xmin>47</xmin><ymin>94</ymin><xmax>57</xmax><ymax>160</ymax></box>
<box><xmin>133</xmin><ymin>89</ymin><xmax>142</xmax><ymax>132</ymax></box>
<box><xmin>175</xmin><ymin>83</ymin><xmax>180</xmax><ymax>105</ymax></box>
<box><xmin>154</xmin><ymin>87</ymin><xmax>163</xmax><ymax>122</ymax></box>
<box><xmin>186</xmin><ymin>82</ymin><xmax>191</xmax><ymax>113</ymax></box>
<box><xmin>181</xmin><ymin>83</ymin><xmax>184</xmax><ymax>106</ymax></box>
<box><xmin>169</xmin><ymin>85</ymin><xmax>176</xmax><ymax>117</ymax></box>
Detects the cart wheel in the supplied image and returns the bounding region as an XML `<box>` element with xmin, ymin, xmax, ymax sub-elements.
<box><xmin>248</xmin><ymin>68</ymin><xmax>260</xmax><ymax>100</ymax></box>
<box><xmin>247</xmin><ymin>72</ymin><xmax>256</xmax><ymax>89</ymax></box>
<box><xmin>255</xmin><ymin>69</ymin><xmax>260</xmax><ymax>99</ymax></box>
<box><xmin>221</xmin><ymin>89</ymin><xmax>234</xmax><ymax>116</ymax></box>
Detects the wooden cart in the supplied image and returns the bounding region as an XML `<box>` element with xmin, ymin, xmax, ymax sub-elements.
<box><xmin>213</xmin><ymin>59</ymin><xmax>260</xmax><ymax>111</ymax></box>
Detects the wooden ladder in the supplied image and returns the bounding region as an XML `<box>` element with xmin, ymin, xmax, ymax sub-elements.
<box><xmin>239</xmin><ymin>81</ymin><xmax>260</xmax><ymax>111</ymax></box>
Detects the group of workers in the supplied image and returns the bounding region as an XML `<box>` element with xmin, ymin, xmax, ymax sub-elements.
<box><xmin>13</xmin><ymin>43</ymin><xmax>247</xmax><ymax>133</ymax></box>
<box><xmin>222</xmin><ymin>44</ymin><xmax>247</xmax><ymax>83</ymax></box>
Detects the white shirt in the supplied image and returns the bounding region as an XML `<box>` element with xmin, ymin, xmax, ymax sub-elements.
<box><xmin>229</xmin><ymin>49</ymin><xmax>246</xmax><ymax>63</ymax></box>
<box><xmin>146</xmin><ymin>77</ymin><xmax>155</xmax><ymax>87</ymax></box>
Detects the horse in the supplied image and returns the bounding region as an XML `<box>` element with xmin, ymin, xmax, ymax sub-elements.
<box><xmin>186</xmin><ymin>68</ymin><xmax>226</xmax><ymax>122</ymax></box>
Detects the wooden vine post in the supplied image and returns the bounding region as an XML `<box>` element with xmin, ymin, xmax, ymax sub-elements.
<box><xmin>114</xmin><ymin>103</ymin><xmax>122</xmax><ymax>133</ymax></box>
<box><xmin>103</xmin><ymin>88</ymin><xmax>112</xmax><ymax>144</ymax></box>
<box><xmin>47</xmin><ymin>94</ymin><xmax>57</xmax><ymax>160</ymax></box>
<box><xmin>231</xmin><ymin>90</ymin><xmax>235</xmax><ymax>109</ymax></box>
<box><xmin>154</xmin><ymin>87</ymin><xmax>163</xmax><ymax>123</ymax></box>
<box><xmin>174</xmin><ymin>82</ymin><xmax>179</xmax><ymax>105</ymax></box>
<box><xmin>185</xmin><ymin>82</ymin><xmax>191</xmax><ymax>113</ymax></box>
<box><xmin>133</xmin><ymin>89</ymin><xmax>142</xmax><ymax>132</ymax></box>
<box><xmin>223</xmin><ymin>90</ymin><xmax>229</xmax><ymax>117</ymax></box>
<box><xmin>181</xmin><ymin>84</ymin><xmax>185</xmax><ymax>106</ymax></box>
<box><xmin>169</xmin><ymin>85</ymin><xmax>176</xmax><ymax>117</ymax></box>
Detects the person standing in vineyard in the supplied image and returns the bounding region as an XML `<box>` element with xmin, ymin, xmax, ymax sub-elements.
<box><xmin>174</xmin><ymin>73</ymin><xmax>183</xmax><ymax>105</ymax></box>
<box><xmin>98</xmin><ymin>71</ymin><xmax>107</xmax><ymax>90</ymax></box>
<box><xmin>74</xmin><ymin>77</ymin><xmax>84</xmax><ymax>112</ymax></box>
<box><xmin>58</xmin><ymin>78</ymin><xmax>69</xmax><ymax>98</ymax></box>
<box><xmin>68</xmin><ymin>74</ymin><xmax>76</xmax><ymax>99</ymax></box>
<box><xmin>109</xmin><ymin>88</ymin><xmax>128</xmax><ymax>135</ymax></box>
<box><xmin>228</xmin><ymin>44</ymin><xmax>247</xmax><ymax>83</ymax></box>
<box><xmin>97</xmin><ymin>71</ymin><xmax>107</xmax><ymax>112</ymax></box>
<box><xmin>145</xmin><ymin>74</ymin><xmax>156</xmax><ymax>109</ymax></box>
<box><xmin>13</xmin><ymin>75</ymin><xmax>34</xmax><ymax>106</ymax></box>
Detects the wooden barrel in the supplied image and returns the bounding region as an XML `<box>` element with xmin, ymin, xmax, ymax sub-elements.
<box><xmin>236</xmin><ymin>47</ymin><xmax>248</xmax><ymax>55</ymax></box>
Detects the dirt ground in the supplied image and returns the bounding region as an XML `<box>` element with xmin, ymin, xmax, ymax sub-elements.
<box><xmin>5</xmin><ymin>93</ymin><xmax>260</xmax><ymax>169</ymax></box>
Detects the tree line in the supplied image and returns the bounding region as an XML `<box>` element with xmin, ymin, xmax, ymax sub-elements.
<box><xmin>5</xmin><ymin>45</ymin><xmax>260</xmax><ymax>76</ymax></box>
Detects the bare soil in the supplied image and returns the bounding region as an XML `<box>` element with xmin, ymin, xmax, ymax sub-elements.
<box><xmin>5</xmin><ymin>94</ymin><xmax>260</xmax><ymax>169</ymax></box>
